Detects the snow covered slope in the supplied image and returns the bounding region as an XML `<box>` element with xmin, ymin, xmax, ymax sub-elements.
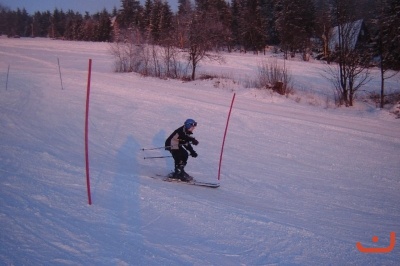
<box><xmin>0</xmin><ymin>37</ymin><xmax>399</xmax><ymax>265</ymax></box>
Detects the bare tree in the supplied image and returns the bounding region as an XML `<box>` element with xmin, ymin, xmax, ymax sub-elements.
<box><xmin>327</xmin><ymin>0</ymin><xmax>372</xmax><ymax>106</ymax></box>
<box><xmin>160</xmin><ymin>45</ymin><xmax>184</xmax><ymax>78</ymax></box>
<box><xmin>109</xmin><ymin>27</ymin><xmax>144</xmax><ymax>72</ymax></box>
<box><xmin>325</xmin><ymin>53</ymin><xmax>371</xmax><ymax>106</ymax></box>
<box><xmin>185</xmin><ymin>10</ymin><xmax>225</xmax><ymax>80</ymax></box>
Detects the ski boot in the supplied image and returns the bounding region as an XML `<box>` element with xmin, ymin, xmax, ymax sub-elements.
<box><xmin>181</xmin><ymin>169</ymin><xmax>193</xmax><ymax>182</ymax></box>
<box><xmin>172</xmin><ymin>165</ymin><xmax>191</xmax><ymax>182</ymax></box>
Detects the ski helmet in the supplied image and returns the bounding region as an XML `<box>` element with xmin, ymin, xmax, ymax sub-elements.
<box><xmin>184</xmin><ymin>119</ymin><xmax>197</xmax><ymax>129</ymax></box>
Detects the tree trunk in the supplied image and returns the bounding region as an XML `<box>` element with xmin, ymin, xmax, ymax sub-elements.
<box><xmin>191</xmin><ymin>62</ymin><xmax>196</xmax><ymax>80</ymax></box>
<box><xmin>349</xmin><ymin>91</ymin><xmax>354</xmax><ymax>107</ymax></box>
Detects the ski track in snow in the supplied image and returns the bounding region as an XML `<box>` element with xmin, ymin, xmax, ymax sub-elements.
<box><xmin>0</xmin><ymin>37</ymin><xmax>399</xmax><ymax>265</ymax></box>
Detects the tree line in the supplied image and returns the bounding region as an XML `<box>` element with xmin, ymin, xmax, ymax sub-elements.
<box><xmin>0</xmin><ymin>5</ymin><xmax>115</xmax><ymax>42</ymax></box>
<box><xmin>1</xmin><ymin>0</ymin><xmax>399</xmax><ymax>106</ymax></box>
<box><xmin>0</xmin><ymin>0</ymin><xmax>398</xmax><ymax>59</ymax></box>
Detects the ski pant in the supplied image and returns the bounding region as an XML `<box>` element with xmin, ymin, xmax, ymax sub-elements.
<box><xmin>170</xmin><ymin>147</ymin><xmax>188</xmax><ymax>167</ymax></box>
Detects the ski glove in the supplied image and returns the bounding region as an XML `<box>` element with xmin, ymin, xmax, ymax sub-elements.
<box><xmin>191</xmin><ymin>138</ymin><xmax>199</xmax><ymax>146</ymax></box>
<box><xmin>190</xmin><ymin>151</ymin><xmax>198</xmax><ymax>158</ymax></box>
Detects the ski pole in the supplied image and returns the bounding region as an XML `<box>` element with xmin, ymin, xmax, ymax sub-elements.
<box><xmin>141</xmin><ymin>144</ymin><xmax>184</xmax><ymax>151</ymax></box>
<box><xmin>141</xmin><ymin>146</ymin><xmax>169</xmax><ymax>151</ymax></box>
<box><xmin>143</xmin><ymin>156</ymin><xmax>172</xmax><ymax>159</ymax></box>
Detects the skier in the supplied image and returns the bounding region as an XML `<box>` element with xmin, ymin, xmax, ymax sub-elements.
<box><xmin>165</xmin><ymin>119</ymin><xmax>199</xmax><ymax>181</ymax></box>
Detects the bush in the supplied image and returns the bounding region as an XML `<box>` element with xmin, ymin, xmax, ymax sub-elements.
<box><xmin>109</xmin><ymin>41</ymin><xmax>145</xmax><ymax>73</ymax></box>
<box><xmin>109</xmin><ymin>31</ymin><xmax>187</xmax><ymax>79</ymax></box>
<box><xmin>256</xmin><ymin>60</ymin><xmax>293</xmax><ymax>95</ymax></box>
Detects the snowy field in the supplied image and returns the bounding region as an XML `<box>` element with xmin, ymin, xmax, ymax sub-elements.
<box><xmin>0</xmin><ymin>37</ymin><xmax>399</xmax><ymax>265</ymax></box>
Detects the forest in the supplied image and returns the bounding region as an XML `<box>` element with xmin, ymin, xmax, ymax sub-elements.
<box><xmin>0</xmin><ymin>0</ymin><xmax>398</xmax><ymax>59</ymax></box>
<box><xmin>1</xmin><ymin>0</ymin><xmax>399</xmax><ymax>106</ymax></box>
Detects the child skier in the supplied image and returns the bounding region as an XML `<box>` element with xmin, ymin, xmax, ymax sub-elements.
<box><xmin>165</xmin><ymin>119</ymin><xmax>199</xmax><ymax>181</ymax></box>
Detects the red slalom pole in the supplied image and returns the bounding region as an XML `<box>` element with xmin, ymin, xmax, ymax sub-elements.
<box><xmin>218</xmin><ymin>93</ymin><xmax>236</xmax><ymax>181</ymax></box>
<box><xmin>85</xmin><ymin>59</ymin><xmax>92</xmax><ymax>205</ymax></box>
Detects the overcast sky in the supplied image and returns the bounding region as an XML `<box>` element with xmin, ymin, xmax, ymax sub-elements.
<box><xmin>1</xmin><ymin>0</ymin><xmax>179</xmax><ymax>14</ymax></box>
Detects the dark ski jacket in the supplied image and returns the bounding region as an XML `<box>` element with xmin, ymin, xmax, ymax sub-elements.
<box><xmin>165</xmin><ymin>126</ymin><xmax>196</xmax><ymax>152</ymax></box>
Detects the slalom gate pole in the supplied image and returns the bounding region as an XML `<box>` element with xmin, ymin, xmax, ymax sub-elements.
<box><xmin>57</xmin><ymin>57</ymin><xmax>64</xmax><ymax>90</ymax></box>
<box><xmin>6</xmin><ymin>64</ymin><xmax>10</xmax><ymax>90</ymax></box>
<box><xmin>144</xmin><ymin>156</ymin><xmax>172</xmax><ymax>159</ymax></box>
<box><xmin>84</xmin><ymin>59</ymin><xmax>92</xmax><ymax>205</ymax></box>
<box><xmin>218</xmin><ymin>93</ymin><xmax>236</xmax><ymax>181</ymax></box>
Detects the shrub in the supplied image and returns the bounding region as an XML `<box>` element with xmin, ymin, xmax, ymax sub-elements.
<box><xmin>109</xmin><ymin>31</ymin><xmax>187</xmax><ymax>79</ymax></box>
<box><xmin>256</xmin><ymin>60</ymin><xmax>293</xmax><ymax>95</ymax></box>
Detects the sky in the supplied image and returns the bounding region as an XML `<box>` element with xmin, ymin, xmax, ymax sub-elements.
<box><xmin>1</xmin><ymin>0</ymin><xmax>179</xmax><ymax>14</ymax></box>
<box><xmin>0</xmin><ymin>37</ymin><xmax>399</xmax><ymax>265</ymax></box>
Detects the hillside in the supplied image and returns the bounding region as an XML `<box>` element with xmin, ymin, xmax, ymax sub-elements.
<box><xmin>0</xmin><ymin>37</ymin><xmax>399</xmax><ymax>265</ymax></box>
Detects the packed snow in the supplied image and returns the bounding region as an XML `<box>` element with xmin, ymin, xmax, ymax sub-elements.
<box><xmin>0</xmin><ymin>37</ymin><xmax>399</xmax><ymax>265</ymax></box>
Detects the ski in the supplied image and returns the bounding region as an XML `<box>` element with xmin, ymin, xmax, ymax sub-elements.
<box><xmin>164</xmin><ymin>178</ymin><xmax>220</xmax><ymax>188</ymax></box>
<box><xmin>154</xmin><ymin>174</ymin><xmax>220</xmax><ymax>188</ymax></box>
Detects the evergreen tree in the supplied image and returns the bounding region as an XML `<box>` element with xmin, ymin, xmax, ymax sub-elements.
<box><xmin>96</xmin><ymin>9</ymin><xmax>112</xmax><ymax>42</ymax></box>
<box><xmin>117</xmin><ymin>0</ymin><xmax>142</xmax><ymax>29</ymax></box>
<box><xmin>111</xmin><ymin>7</ymin><xmax>118</xmax><ymax>17</ymax></box>
<box><xmin>81</xmin><ymin>15</ymin><xmax>96</xmax><ymax>41</ymax></box>
<box><xmin>49</xmin><ymin>8</ymin><xmax>67</xmax><ymax>38</ymax></box>
<box><xmin>384</xmin><ymin>0</ymin><xmax>400</xmax><ymax>70</ymax></box>
<box><xmin>314</xmin><ymin>0</ymin><xmax>334</xmax><ymax>59</ymax></box>
<box><xmin>149</xmin><ymin>0</ymin><xmax>163</xmax><ymax>43</ymax></box>
<box><xmin>175</xmin><ymin>0</ymin><xmax>193</xmax><ymax>48</ymax></box>
<box><xmin>194</xmin><ymin>0</ymin><xmax>232</xmax><ymax>50</ymax></box>
<box><xmin>0</xmin><ymin>5</ymin><xmax>8</xmax><ymax>36</ymax></box>
<box><xmin>262</xmin><ymin>0</ymin><xmax>278</xmax><ymax>45</ymax></box>
<box><xmin>6</xmin><ymin>8</ymin><xmax>31</xmax><ymax>37</ymax></box>
<box><xmin>36</xmin><ymin>11</ymin><xmax>52</xmax><ymax>37</ymax></box>
<box><xmin>371</xmin><ymin>0</ymin><xmax>400</xmax><ymax>107</ymax></box>
<box><xmin>143</xmin><ymin>0</ymin><xmax>153</xmax><ymax>40</ymax></box>
<box><xmin>230</xmin><ymin>0</ymin><xmax>241</xmax><ymax>48</ymax></box>
<box><xmin>178</xmin><ymin>0</ymin><xmax>193</xmax><ymax>15</ymax></box>
<box><xmin>238</xmin><ymin>0</ymin><xmax>268</xmax><ymax>52</ymax></box>
<box><xmin>64</xmin><ymin>10</ymin><xmax>76</xmax><ymax>40</ymax></box>
<box><xmin>275</xmin><ymin>0</ymin><xmax>315</xmax><ymax>58</ymax></box>
<box><xmin>158</xmin><ymin>1</ymin><xmax>174</xmax><ymax>44</ymax></box>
